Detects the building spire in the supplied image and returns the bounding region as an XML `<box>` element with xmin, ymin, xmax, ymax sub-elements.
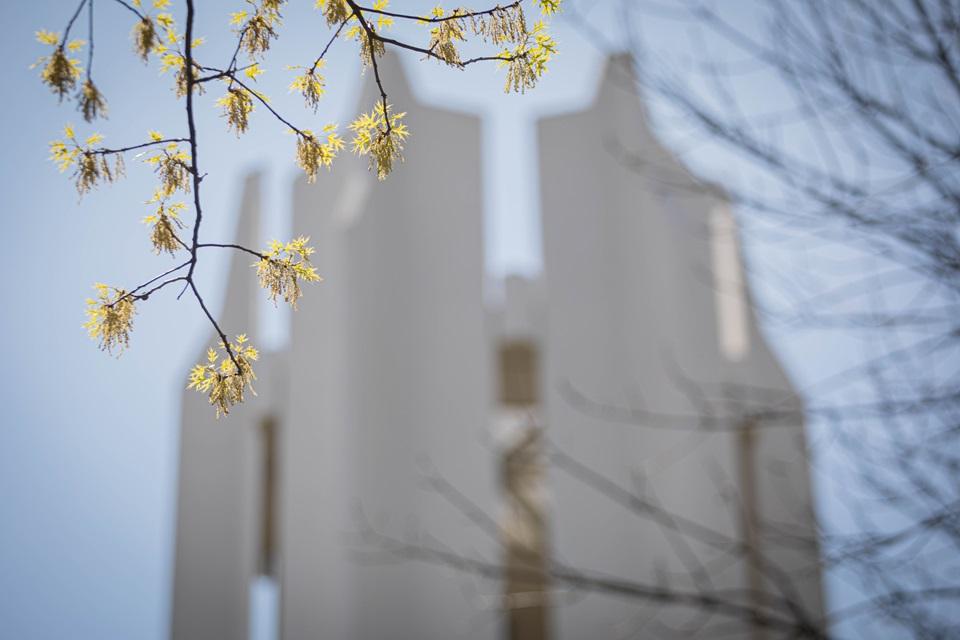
<box><xmin>358</xmin><ymin>49</ymin><xmax>416</xmax><ymax>115</ymax></box>
<box><xmin>219</xmin><ymin>172</ymin><xmax>261</xmax><ymax>339</ymax></box>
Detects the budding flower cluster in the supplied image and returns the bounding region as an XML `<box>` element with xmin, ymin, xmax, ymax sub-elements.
<box><xmin>188</xmin><ymin>335</ymin><xmax>260</xmax><ymax>418</ymax></box>
<box><xmin>84</xmin><ymin>284</ymin><xmax>136</xmax><ymax>355</ymax></box>
<box><xmin>255</xmin><ymin>236</ymin><xmax>323</xmax><ymax>308</ymax></box>
<box><xmin>349</xmin><ymin>102</ymin><xmax>409</xmax><ymax>180</ymax></box>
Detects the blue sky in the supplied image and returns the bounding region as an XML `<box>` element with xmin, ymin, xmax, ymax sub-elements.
<box><xmin>0</xmin><ymin>2</ymin><xmax>858</xmax><ymax>638</ymax></box>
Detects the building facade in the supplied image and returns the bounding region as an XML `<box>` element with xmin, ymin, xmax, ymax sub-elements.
<box><xmin>171</xmin><ymin>53</ymin><xmax>823</xmax><ymax>639</ymax></box>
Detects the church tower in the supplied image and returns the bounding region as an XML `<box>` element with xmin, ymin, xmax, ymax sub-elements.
<box><xmin>171</xmin><ymin>173</ymin><xmax>291</xmax><ymax>640</ymax></box>
<box><xmin>538</xmin><ymin>54</ymin><xmax>823</xmax><ymax>638</ymax></box>
<box><xmin>173</xmin><ymin>52</ymin><xmax>499</xmax><ymax>640</ymax></box>
<box><xmin>281</xmin><ymin>51</ymin><xmax>495</xmax><ymax>640</ymax></box>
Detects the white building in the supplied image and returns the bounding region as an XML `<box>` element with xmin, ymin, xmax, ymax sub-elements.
<box><xmin>171</xmin><ymin>53</ymin><xmax>822</xmax><ymax>640</ymax></box>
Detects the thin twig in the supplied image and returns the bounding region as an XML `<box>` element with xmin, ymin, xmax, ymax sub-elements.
<box><xmin>109</xmin><ymin>0</ymin><xmax>144</xmax><ymax>20</ymax></box>
<box><xmin>90</xmin><ymin>138</ymin><xmax>189</xmax><ymax>156</ymax></box>
<box><xmin>197</xmin><ymin>243</ymin><xmax>265</xmax><ymax>260</ymax></box>
<box><xmin>63</xmin><ymin>0</ymin><xmax>89</xmax><ymax>43</ymax></box>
